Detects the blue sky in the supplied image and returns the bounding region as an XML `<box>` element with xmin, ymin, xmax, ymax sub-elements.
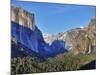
<box><xmin>11</xmin><ymin>1</ymin><xmax>96</xmax><ymax>34</ymax></box>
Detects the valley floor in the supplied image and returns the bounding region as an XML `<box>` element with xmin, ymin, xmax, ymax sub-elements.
<box><xmin>11</xmin><ymin>51</ymin><xmax>96</xmax><ymax>74</ymax></box>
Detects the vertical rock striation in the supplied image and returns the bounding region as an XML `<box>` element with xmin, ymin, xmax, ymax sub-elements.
<box><xmin>43</xmin><ymin>19</ymin><xmax>96</xmax><ymax>54</ymax></box>
<box><xmin>11</xmin><ymin>5</ymin><xmax>66</xmax><ymax>57</ymax></box>
<box><xmin>11</xmin><ymin>5</ymin><xmax>35</xmax><ymax>30</ymax></box>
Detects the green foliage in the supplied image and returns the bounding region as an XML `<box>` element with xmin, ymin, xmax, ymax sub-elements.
<box><xmin>11</xmin><ymin>52</ymin><xmax>96</xmax><ymax>74</ymax></box>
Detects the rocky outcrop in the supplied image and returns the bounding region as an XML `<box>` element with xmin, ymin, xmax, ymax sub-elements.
<box><xmin>43</xmin><ymin>19</ymin><xmax>96</xmax><ymax>54</ymax></box>
<box><xmin>56</xmin><ymin>28</ymin><xmax>82</xmax><ymax>51</ymax></box>
<box><xmin>43</xmin><ymin>28</ymin><xmax>83</xmax><ymax>51</ymax></box>
<box><xmin>11</xmin><ymin>5</ymin><xmax>66</xmax><ymax>58</ymax></box>
<box><xmin>73</xmin><ymin>19</ymin><xmax>96</xmax><ymax>54</ymax></box>
<box><xmin>11</xmin><ymin>5</ymin><xmax>47</xmax><ymax>54</ymax></box>
<box><xmin>11</xmin><ymin>5</ymin><xmax>35</xmax><ymax>30</ymax></box>
<box><xmin>43</xmin><ymin>33</ymin><xmax>57</xmax><ymax>45</ymax></box>
<box><xmin>11</xmin><ymin>22</ymin><xmax>66</xmax><ymax>57</ymax></box>
<box><xmin>88</xmin><ymin>19</ymin><xmax>96</xmax><ymax>48</ymax></box>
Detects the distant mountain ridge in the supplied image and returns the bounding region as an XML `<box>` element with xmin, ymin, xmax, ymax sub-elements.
<box><xmin>43</xmin><ymin>19</ymin><xmax>96</xmax><ymax>54</ymax></box>
<box><xmin>11</xmin><ymin>5</ymin><xmax>96</xmax><ymax>60</ymax></box>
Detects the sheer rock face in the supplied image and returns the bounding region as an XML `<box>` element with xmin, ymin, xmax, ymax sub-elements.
<box><xmin>11</xmin><ymin>5</ymin><xmax>35</xmax><ymax>30</ymax></box>
<box><xmin>70</xmin><ymin>19</ymin><xmax>96</xmax><ymax>54</ymax></box>
<box><xmin>11</xmin><ymin>5</ymin><xmax>45</xmax><ymax>53</ymax></box>
<box><xmin>11</xmin><ymin>5</ymin><xmax>66</xmax><ymax>57</ymax></box>
<box><xmin>56</xmin><ymin>28</ymin><xmax>82</xmax><ymax>51</ymax></box>
<box><xmin>43</xmin><ymin>19</ymin><xmax>96</xmax><ymax>54</ymax></box>
<box><xmin>43</xmin><ymin>28</ymin><xmax>82</xmax><ymax>51</ymax></box>
<box><xmin>88</xmin><ymin>19</ymin><xmax>96</xmax><ymax>47</ymax></box>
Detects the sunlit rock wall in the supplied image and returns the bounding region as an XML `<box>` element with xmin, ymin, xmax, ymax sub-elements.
<box><xmin>11</xmin><ymin>5</ymin><xmax>35</xmax><ymax>30</ymax></box>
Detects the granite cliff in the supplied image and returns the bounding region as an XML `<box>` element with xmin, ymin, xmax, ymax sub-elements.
<box><xmin>11</xmin><ymin>5</ymin><xmax>35</xmax><ymax>30</ymax></box>
<box><xmin>43</xmin><ymin>19</ymin><xmax>96</xmax><ymax>54</ymax></box>
<box><xmin>11</xmin><ymin>5</ymin><xmax>96</xmax><ymax>59</ymax></box>
<box><xmin>11</xmin><ymin>5</ymin><xmax>66</xmax><ymax>58</ymax></box>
